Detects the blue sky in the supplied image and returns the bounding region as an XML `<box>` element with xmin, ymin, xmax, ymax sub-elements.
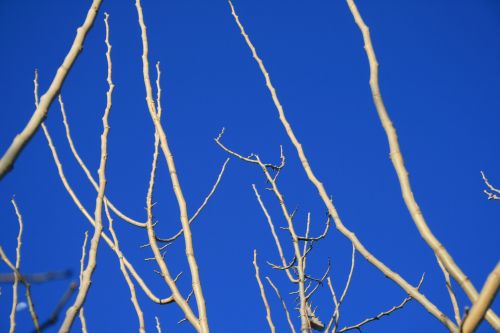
<box><xmin>0</xmin><ymin>1</ymin><xmax>499</xmax><ymax>332</ymax></box>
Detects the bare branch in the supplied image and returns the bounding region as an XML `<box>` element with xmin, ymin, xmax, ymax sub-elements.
<box><xmin>336</xmin><ymin>274</ymin><xmax>425</xmax><ymax>333</ymax></box>
<box><xmin>156</xmin><ymin>158</ymin><xmax>230</xmax><ymax>243</ymax></box>
<box><xmin>0</xmin><ymin>0</ymin><xmax>104</xmax><ymax>180</ymax></box>
<box><xmin>57</xmin><ymin>95</ymin><xmax>147</xmax><ymax>228</ymax></box>
<box><xmin>345</xmin><ymin>0</ymin><xmax>500</xmax><ymax>329</ymax></box>
<box><xmin>227</xmin><ymin>0</ymin><xmax>458</xmax><ymax>330</ymax></box>
<box><xmin>436</xmin><ymin>255</ymin><xmax>461</xmax><ymax>324</ymax></box>
<box><xmin>135</xmin><ymin>2</ymin><xmax>209</xmax><ymax>330</ymax></box>
<box><xmin>58</xmin><ymin>11</ymin><xmax>113</xmax><ymax>331</ymax></box>
<box><xmin>253</xmin><ymin>250</ymin><xmax>276</xmax><ymax>333</ymax></box>
<box><xmin>461</xmin><ymin>262</ymin><xmax>500</xmax><ymax>333</ymax></box>
<box><xmin>105</xmin><ymin>202</ymin><xmax>145</xmax><ymax>332</ymax></box>
<box><xmin>481</xmin><ymin>171</ymin><xmax>500</xmax><ymax>200</ymax></box>
<box><xmin>8</xmin><ymin>198</ymin><xmax>24</xmax><ymax>333</ymax></box>
<box><xmin>266</xmin><ymin>276</ymin><xmax>297</xmax><ymax>333</ymax></box>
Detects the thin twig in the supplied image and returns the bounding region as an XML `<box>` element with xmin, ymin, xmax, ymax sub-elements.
<box><xmin>9</xmin><ymin>198</ymin><xmax>24</xmax><ymax>333</ymax></box>
<box><xmin>266</xmin><ymin>276</ymin><xmax>297</xmax><ymax>333</ymax></box>
<box><xmin>481</xmin><ymin>171</ymin><xmax>500</xmax><ymax>200</ymax></box>
<box><xmin>105</xmin><ymin>202</ymin><xmax>145</xmax><ymax>332</ymax></box>
<box><xmin>253</xmin><ymin>250</ymin><xmax>276</xmax><ymax>333</ymax></box>
<box><xmin>156</xmin><ymin>158</ymin><xmax>230</xmax><ymax>243</ymax></box>
<box><xmin>336</xmin><ymin>274</ymin><xmax>425</xmax><ymax>333</ymax></box>
<box><xmin>436</xmin><ymin>255</ymin><xmax>461</xmax><ymax>324</ymax></box>
<box><xmin>79</xmin><ymin>232</ymin><xmax>89</xmax><ymax>333</ymax></box>
<box><xmin>58</xmin><ymin>95</ymin><xmax>147</xmax><ymax>228</ymax></box>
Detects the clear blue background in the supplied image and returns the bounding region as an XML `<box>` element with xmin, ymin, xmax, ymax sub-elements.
<box><xmin>0</xmin><ymin>1</ymin><xmax>499</xmax><ymax>332</ymax></box>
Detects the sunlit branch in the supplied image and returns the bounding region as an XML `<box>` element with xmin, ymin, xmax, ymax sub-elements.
<box><xmin>253</xmin><ymin>250</ymin><xmax>276</xmax><ymax>333</ymax></box>
<box><xmin>0</xmin><ymin>0</ymin><xmax>104</xmax><ymax>180</ymax></box>
<box><xmin>345</xmin><ymin>0</ymin><xmax>499</xmax><ymax>329</ymax></box>
<box><xmin>227</xmin><ymin>0</ymin><xmax>457</xmax><ymax>330</ymax></box>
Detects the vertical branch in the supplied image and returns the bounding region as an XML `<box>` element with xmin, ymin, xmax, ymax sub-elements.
<box><xmin>227</xmin><ymin>1</ymin><xmax>457</xmax><ymax>330</ymax></box>
<box><xmin>8</xmin><ymin>198</ymin><xmax>24</xmax><ymax>333</ymax></box>
<box><xmin>345</xmin><ymin>0</ymin><xmax>499</xmax><ymax>329</ymax></box>
<box><xmin>134</xmin><ymin>2</ymin><xmax>209</xmax><ymax>331</ymax></box>
<box><xmin>436</xmin><ymin>255</ymin><xmax>461</xmax><ymax>324</ymax></box>
<box><xmin>105</xmin><ymin>203</ymin><xmax>145</xmax><ymax>332</ymax></box>
<box><xmin>0</xmin><ymin>0</ymin><xmax>104</xmax><ymax>180</ymax></box>
<box><xmin>0</xmin><ymin>248</ymin><xmax>41</xmax><ymax>333</ymax></box>
<box><xmin>78</xmin><ymin>232</ymin><xmax>89</xmax><ymax>333</ymax></box>
<box><xmin>58</xmin><ymin>12</ymin><xmax>114</xmax><ymax>332</ymax></box>
<box><xmin>253</xmin><ymin>250</ymin><xmax>276</xmax><ymax>333</ymax></box>
<box><xmin>266</xmin><ymin>277</ymin><xmax>297</xmax><ymax>333</ymax></box>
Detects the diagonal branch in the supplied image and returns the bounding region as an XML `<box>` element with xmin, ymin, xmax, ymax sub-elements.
<box><xmin>0</xmin><ymin>0</ymin><xmax>104</xmax><ymax>180</ymax></box>
<box><xmin>345</xmin><ymin>0</ymin><xmax>499</xmax><ymax>329</ymax></box>
<box><xmin>227</xmin><ymin>1</ymin><xmax>458</xmax><ymax>331</ymax></box>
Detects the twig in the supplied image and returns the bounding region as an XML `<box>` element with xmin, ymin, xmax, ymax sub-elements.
<box><xmin>57</xmin><ymin>95</ymin><xmax>147</xmax><ymax>228</ymax></box>
<box><xmin>155</xmin><ymin>316</ymin><xmax>162</xmax><ymax>333</ymax></box>
<box><xmin>481</xmin><ymin>171</ymin><xmax>500</xmax><ymax>200</ymax></box>
<box><xmin>253</xmin><ymin>184</ymin><xmax>297</xmax><ymax>283</ymax></box>
<box><xmin>156</xmin><ymin>158</ymin><xmax>230</xmax><ymax>243</ymax></box>
<box><xmin>436</xmin><ymin>255</ymin><xmax>461</xmax><ymax>324</ymax></box>
<box><xmin>9</xmin><ymin>198</ymin><xmax>24</xmax><ymax>333</ymax></box>
<box><xmin>266</xmin><ymin>276</ymin><xmax>297</xmax><ymax>333</ymax></box>
<box><xmin>79</xmin><ymin>232</ymin><xmax>89</xmax><ymax>333</ymax></box>
<box><xmin>336</xmin><ymin>274</ymin><xmax>425</xmax><ymax>333</ymax></box>
<box><xmin>254</xmin><ymin>251</ymin><xmax>276</xmax><ymax>333</ymax></box>
<box><xmin>105</xmin><ymin>202</ymin><xmax>145</xmax><ymax>332</ymax></box>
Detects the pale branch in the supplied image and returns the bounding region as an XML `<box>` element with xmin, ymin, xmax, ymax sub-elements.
<box><xmin>0</xmin><ymin>0</ymin><xmax>104</xmax><ymax>180</ymax></box>
<box><xmin>436</xmin><ymin>255</ymin><xmax>461</xmax><ymax>324</ymax></box>
<box><xmin>336</xmin><ymin>274</ymin><xmax>425</xmax><ymax>333</ymax></box>
<box><xmin>461</xmin><ymin>262</ymin><xmax>500</xmax><ymax>333</ymax></box>
<box><xmin>78</xmin><ymin>232</ymin><xmax>89</xmax><ymax>333</ymax></box>
<box><xmin>155</xmin><ymin>316</ymin><xmax>162</xmax><ymax>333</ymax></box>
<box><xmin>345</xmin><ymin>0</ymin><xmax>500</xmax><ymax>329</ymax></box>
<box><xmin>227</xmin><ymin>0</ymin><xmax>458</xmax><ymax>330</ymax></box>
<box><xmin>481</xmin><ymin>171</ymin><xmax>500</xmax><ymax>200</ymax></box>
<box><xmin>266</xmin><ymin>276</ymin><xmax>297</xmax><ymax>333</ymax></box>
<box><xmin>57</xmin><ymin>95</ymin><xmax>147</xmax><ymax>228</ymax></box>
<box><xmin>105</xmin><ymin>202</ymin><xmax>145</xmax><ymax>333</ymax></box>
<box><xmin>254</xmin><ymin>250</ymin><xmax>276</xmax><ymax>333</ymax></box>
<box><xmin>8</xmin><ymin>198</ymin><xmax>24</xmax><ymax>333</ymax></box>
<box><xmin>253</xmin><ymin>184</ymin><xmax>298</xmax><ymax>283</ymax></box>
<box><xmin>42</xmin><ymin>97</ymin><xmax>174</xmax><ymax>306</ymax></box>
<box><xmin>155</xmin><ymin>158</ymin><xmax>230</xmax><ymax>243</ymax></box>
<box><xmin>58</xmin><ymin>12</ymin><xmax>113</xmax><ymax>331</ymax></box>
<box><xmin>135</xmin><ymin>2</ymin><xmax>209</xmax><ymax>330</ymax></box>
